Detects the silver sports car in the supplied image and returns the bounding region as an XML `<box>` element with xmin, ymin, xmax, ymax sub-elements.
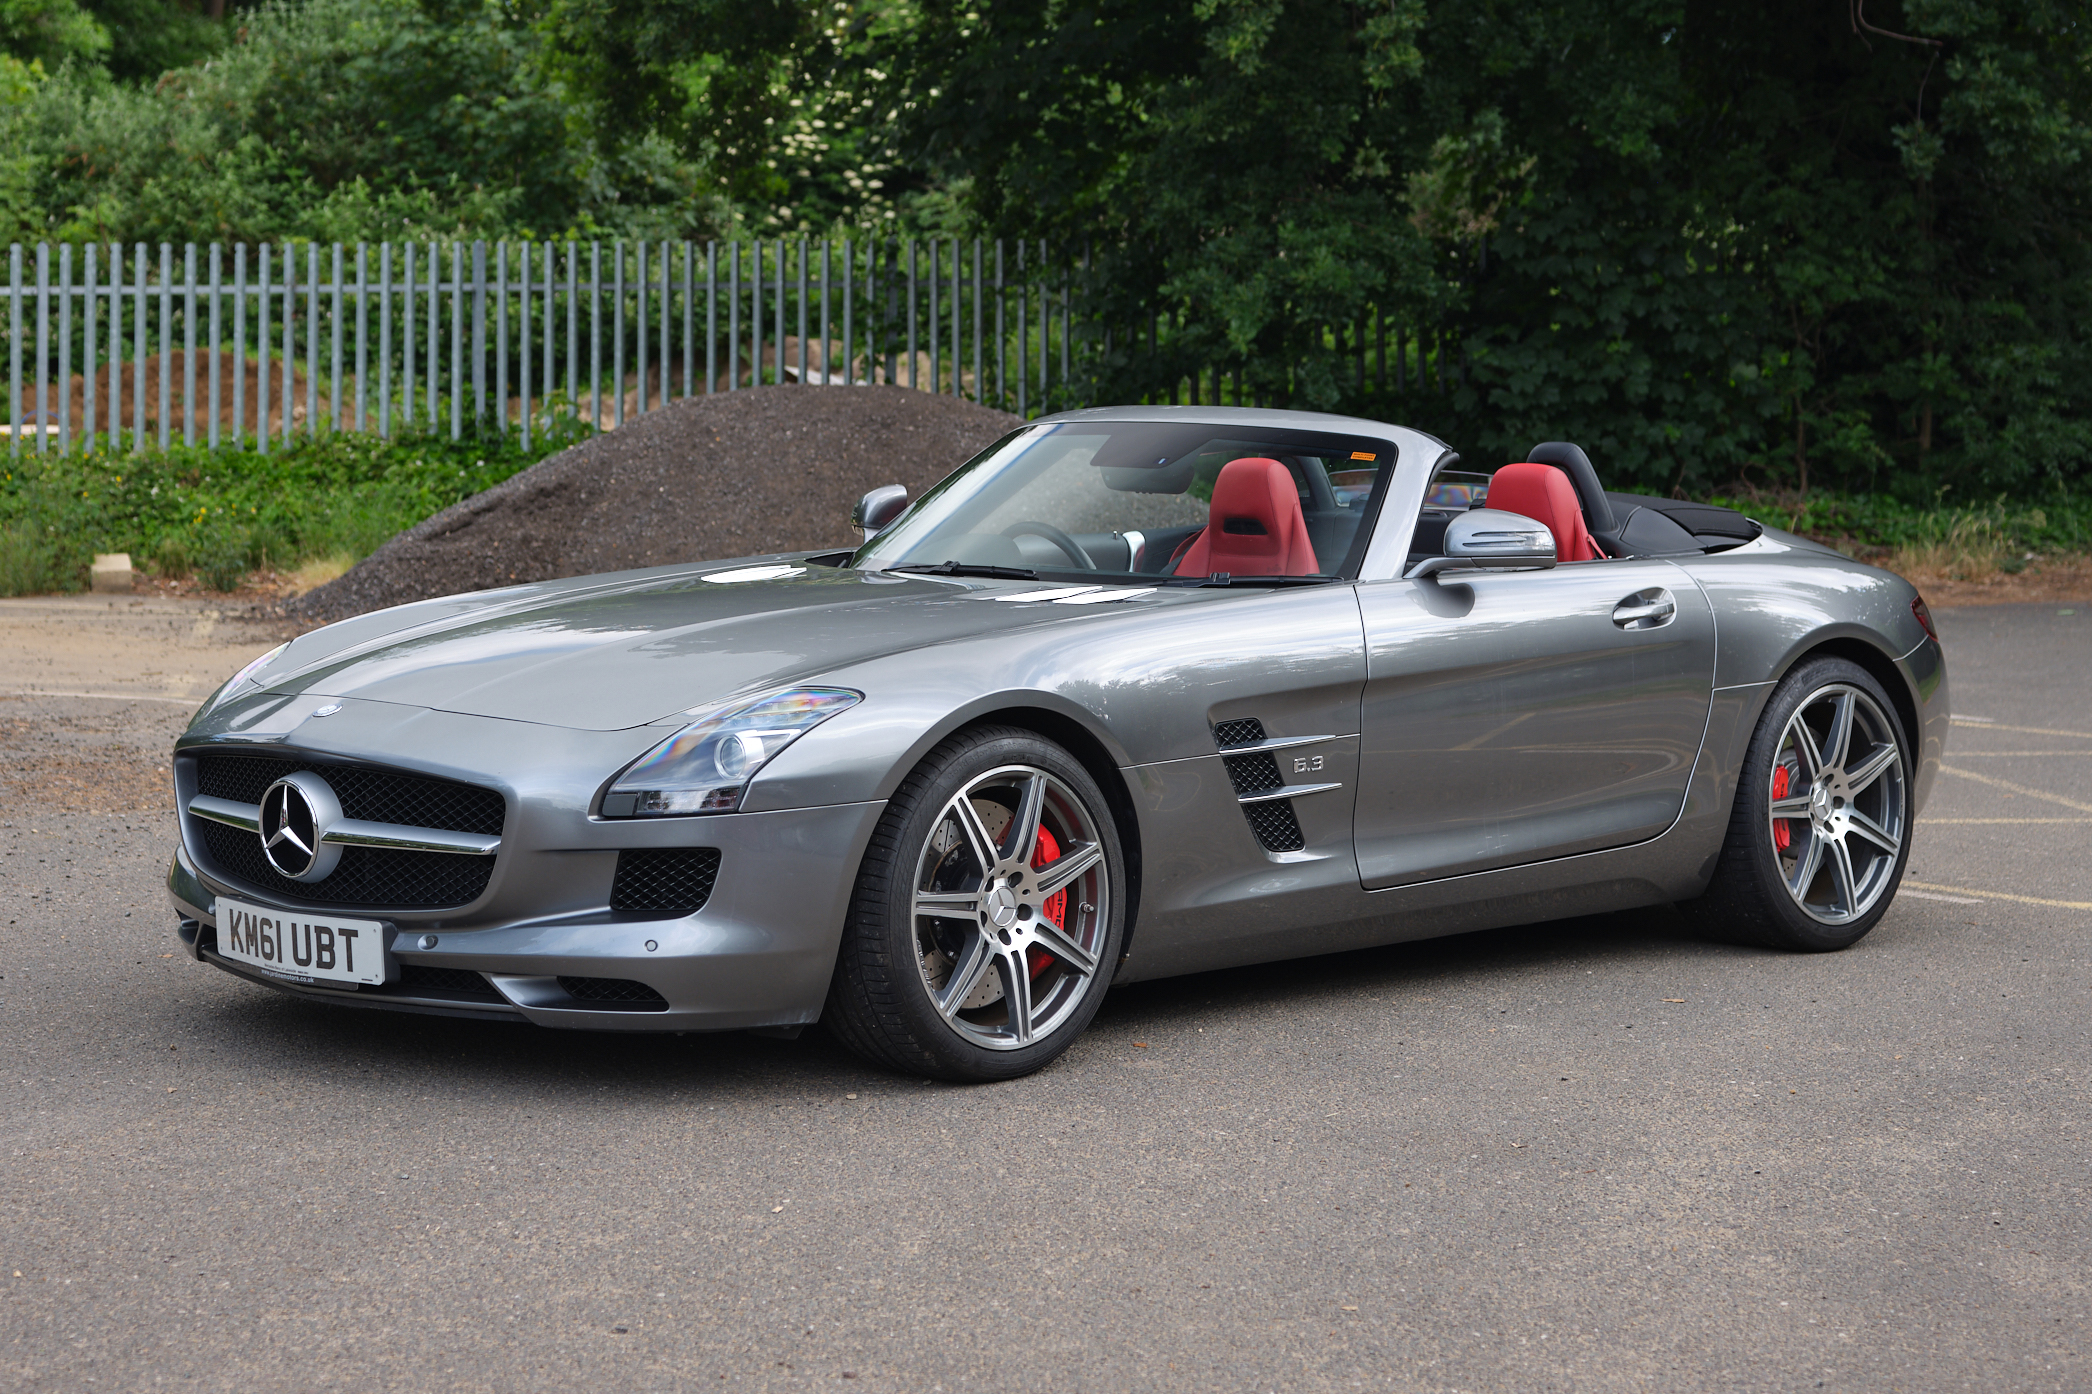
<box><xmin>167</xmin><ymin>408</ymin><xmax>1947</xmax><ymax>1080</ymax></box>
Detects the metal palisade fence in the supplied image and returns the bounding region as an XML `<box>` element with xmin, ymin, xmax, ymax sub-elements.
<box><xmin>0</xmin><ymin>237</ymin><xmax>1106</xmax><ymax>456</ymax></box>
<box><xmin>3</xmin><ymin>237</ymin><xmax>1466</xmax><ymax>456</ymax></box>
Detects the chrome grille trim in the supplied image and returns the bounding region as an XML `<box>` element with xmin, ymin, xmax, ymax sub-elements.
<box><xmin>186</xmin><ymin>795</ymin><xmax>501</xmax><ymax>856</ymax></box>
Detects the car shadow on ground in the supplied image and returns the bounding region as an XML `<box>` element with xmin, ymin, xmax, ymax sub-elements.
<box><xmin>193</xmin><ymin>902</ymin><xmax>1766</xmax><ymax>1096</ymax></box>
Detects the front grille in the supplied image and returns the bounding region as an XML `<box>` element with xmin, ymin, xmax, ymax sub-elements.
<box><xmin>1243</xmin><ymin>799</ymin><xmax>1306</xmax><ymax>853</ymax></box>
<box><xmin>1223</xmin><ymin>751</ymin><xmax>1284</xmax><ymax>796</ymax></box>
<box><xmin>1212</xmin><ymin>718</ymin><xmax>1266</xmax><ymax>749</ymax></box>
<box><xmin>394</xmin><ymin>964</ymin><xmax>503</xmax><ymax>1001</ymax></box>
<box><xmin>195</xmin><ymin>817</ymin><xmax>495</xmax><ymax>909</ymax></box>
<box><xmin>188</xmin><ymin>752</ymin><xmax>504</xmax><ymax>910</ymax></box>
<box><xmin>558</xmin><ymin>976</ymin><xmax>669</xmax><ymax>1007</ymax></box>
<box><xmin>610</xmin><ymin>848</ymin><xmax>722</xmax><ymax>913</ymax></box>
<box><xmin>194</xmin><ymin>754</ymin><xmax>504</xmax><ymax>835</ymax></box>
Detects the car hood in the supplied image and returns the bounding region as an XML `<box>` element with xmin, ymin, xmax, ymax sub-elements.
<box><xmin>262</xmin><ymin>564</ymin><xmax>1138</xmax><ymax>730</ymax></box>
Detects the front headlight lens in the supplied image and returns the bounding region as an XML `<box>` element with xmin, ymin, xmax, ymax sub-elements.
<box><xmin>229</xmin><ymin>642</ymin><xmax>289</xmax><ymax>692</ymax></box>
<box><xmin>601</xmin><ymin>686</ymin><xmax>861</xmax><ymax>817</ymax></box>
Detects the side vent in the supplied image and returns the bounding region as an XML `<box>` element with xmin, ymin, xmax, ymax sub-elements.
<box><xmin>1212</xmin><ymin>718</ymin><xmax>1309</xmax><ymax>854</ymax></box>
<box><xmin>1212</xmin><ymin>718</ymin><xmax>1266</xmax><ymax>749</ymax></box>
<box><xmin>610</xmin><ymin>848</ymin><xmax>722</xmax><ymax>913</ymax></box>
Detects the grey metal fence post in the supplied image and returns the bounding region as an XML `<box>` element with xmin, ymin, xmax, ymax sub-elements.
<box><xmin>589</xmin><ymin>241</ymin><xmax>602</xmax><ymax>424</ymax></box>
<box><xmin>518</xmin><ymin>242</ymin><xmax>530</xmax><ymax>451</ymax></box>
<box><xmin>632</xmin><ymin>240</ymin><xmax>645</xmax><ymax>416</ymax></box>
<box><xmin>302</xmin><ymin>242</ymin><xmax>316</xmax><ymax>439</ymax></box>
<box><xmin>283</xmin><ymin>242</ymin><xmax>296</xmax><ymax>443</ymax></box>
<box><xmin>207</xmin><ymin>243</ymin><xmax>221</xmax><ymax>445</ymax></box>
<box><xmin>952</xmin><ymin>238</ymin><xmax>962</xmax><ymax>396</ymax></box>
<box><xmin>8</xmin><ymin>244</ymin><xmax>20</xmax><ymax>459</ymax></box>
<box><xmin>751</xmin><ymin>241</ymin><xmax>762</xmax><ymax>389</ymax></box>
<box><xmin>58</xmin><ymin>243</ymin><xmax>73</xmax><ymax>453</ymax></box>
<box><xmin>496</xmin><ymin>241</ymin><xmax>509</xmax><ymax>429</ymax></box>
<box><xmin>379</xmin><ymin>243</ymin><xmax>391</xmax><ymax>438</ymax></box>
<box><xmin>544</xmin><ymin>241</ymin><xmax>557</xmax><ymax>419</ymax></box>
<box><xmin>613</xmin><ymin>240</ymin><xmax>626</xmax><ymax>427</ymax></box>
<box><xmin>993</xmin><ymin>240</ymin><xmax>1003</xmax><ymax>411</ymax></box>
<box><xmin>973</xmin><ymin>239</ymin><xmax>983</xmax><ymax>404</ymax></box>
<box><xmin>773</xmin><ymin>237</ymin><xmax>785</xmax><ymax>387</ymax></box>
<box><xmin>796</xmin><ymin>237</ymin><xmax>808</xmax><ymax>385</ymax></box>
<box><xmin>705</xmin><ymin>241</ymin><xmax>716</xmax><ymax>396</ymax></box>
<box><xmin>158</xmin><ymin>243</ymin><xmax>174</xmax><ymax>449</ymax></box>
<box><xmin>231</xmin><ymin>245</ymin><xmax>245</xmax><ymax>448</ymax></box>
<box><xmin>33</xmin><ymin>243</ymin><xmax>48</xmax><ymax>454</ymax></box>
<box><xmin>928</xmin><ymin>240</ymin><xmax>939</xmax><ymax>393</ymax></box>
<box><xmin>257</xmin><ymin>243</ymin><xmax>270</xmax><ymax>453</ymax></box>
<box><xmin>403</xmin><ymin>242</ymin><xmax>417</xmax><ymax>428</ymax></box>
<box><xmin>472</xmin><ymin>240</ymin><xmax>487</xmax><ymax>430</ymax></box>
<box><xmin>841</xmin><ymin>238</ymin><xmax>853</xmax><ymax>387</ymax></box>
<box><xmin>85</xmin><ymin>243</ymin><xmax>99</xmax><ymax>448</ymax></box>
<box><xmin>682</xmin><ymin>241</ymin><xmax>693</xmax><ymax>399</ymax></box>
<box><xmin>329</xmin><ymin>243</ymin><xmax>343</xmax><ymax>432</ymax></box>
<box><xmin>134</xmin><ymin>243</ymin><xmax>149</xmax><ymax>452</ymax></box>
<box><xmin>1015</xmin><ymin>240</ymin><xmax>1025</xmax><ymax>418</ymax></box>
<box><xmin>181</xmin><ymin>243</ymin><xmax>196</xmax><ymax>446</ymax></box>
<box><xmin>819</xmin><ymin>238</ymin><xmax>830</xmax><ymax>384</ymax></box>
<box><xmin>728</xmin><ymin>242</ymin><xmax>739</xmax><ymax>392</ymax></box>
<box><xmin>449</xmin><ymin>243</ymin><xmax>463</xmax><ymax>439</ymax></box>
<box><xmin>354</xmin><ymin>243</ymin><xmax>367</xmax><ymax>432</ymax></box>
<box><xmin>565</xmin><ymin>242</ymin><xmax>577</xmax><ymax>411</ymax></box>
<box><xmin>660</xmin><ymin>239</ymin><xmax>671</xmax><ymax>406</ymax></box>
<box><xmin>908</xmin><ymin>239</ymin><xmax>918</xmax><ymax>391</ymax></box>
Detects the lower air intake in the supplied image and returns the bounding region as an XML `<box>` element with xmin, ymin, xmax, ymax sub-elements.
<box><xmin>394</xmin><ymin>965</ymin><xmax>504</xmax><ymax>1001</ymax></box>
<box><xmin>610</xmin><ymin>848</ymin><xmax>722</xmax><ymax>913</ymax></box>
<box><xmin>557</xmin><ymin>976</ymin><xmax>669</xmax><ymax>1008</ymax></box>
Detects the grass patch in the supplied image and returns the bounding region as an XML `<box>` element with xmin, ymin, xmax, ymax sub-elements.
<box><xmin>1710</xmin><ymin>489</ymin><xmax>2092</xmax><ymax>583</ymax></box>
<box><xmin>0</xmin><ymin>409</ymin><xmax>592</xmax><ymax>596</ymax></box>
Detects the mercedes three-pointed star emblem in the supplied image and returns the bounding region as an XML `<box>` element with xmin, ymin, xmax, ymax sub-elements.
<box><xmin>258</xmin><ymin>772</ymin><xmax>345</xmax><ymax>882</ymax></box>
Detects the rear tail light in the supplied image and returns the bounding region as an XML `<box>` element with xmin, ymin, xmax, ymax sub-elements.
<box><xmin>1911</xmin><ymin>595</ymin><xmax>1939</xmax><ymax>643</ymax></box>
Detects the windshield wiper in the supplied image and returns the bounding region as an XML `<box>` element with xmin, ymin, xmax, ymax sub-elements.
<box><xmin>886</xmin><ymin>562</ymin><xmax>1040</xmax><ymax>580</ymax></box>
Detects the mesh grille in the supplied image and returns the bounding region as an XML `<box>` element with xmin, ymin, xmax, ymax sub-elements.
<box><xmin>1223</xmin><ymin>752</ymin><xmax>1285</xmax><ymax>796</ymax></box>
<box><xmin>557</xmin><ymin>976</ymin><xmax>669</xmax><ymax>1006</ymax></box>
<box><xmin>194</xmin><ymin>754</ymin><xmax>504</xmax><ymax>835</ymax></box>
<box><xmin>610</xmin><ymin>849</ymin><xmax>722</xmax><ymax>913</ymax></box>
<box><xmin>1212</xmin><ymin>718</ymin><xmax>1266</xmax><ymax>749</ymax></box>
<box><xmin>195</xmin><ymin>816</ymin><xmax>495</xmax><ymax>909</ymax></box>
<box><xmin>394</xmin><ymin>964</ymin><xmax>502</xmax><ymax>1000</ymax></box>
<box><xmin>1243</xmin><ymin>799</ymin><xmax>1305</xmax><ymax>853</ymax></box>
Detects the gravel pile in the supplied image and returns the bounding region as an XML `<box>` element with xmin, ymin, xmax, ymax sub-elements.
<box><xmin>288</xmin><ymin>385</ymin><xmax>1019</xmax><ymax>625</ymax></box>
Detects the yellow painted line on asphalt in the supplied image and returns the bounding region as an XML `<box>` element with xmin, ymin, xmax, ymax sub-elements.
<box><xmin>1906</xmin><ymin>880</ymin><xmax>2092</xmax><ymax>911</ymax></box>
<box><xmin>1938</xmin><ymin>764</ymin><xmax>2092</xmax><ymax>814</ymax></box>
<box><xmin>1952</xmin><ymin>718</ymin><xmax>2092</xmax><ymax>740</ymax></box>
<box><xmin>0</xmin><ymin>689</ymin><xmax>199</xmax><ymax>706</ymax></box>
<box><xmin>1921</xmin><ymin>817</ymin><xmax>2092</xmax><ymax>824</ymax></box>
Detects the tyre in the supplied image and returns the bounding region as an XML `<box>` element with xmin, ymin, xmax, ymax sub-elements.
<box><xmin>1696</xmin><ymin>656</ymin><xmax>1913</xmax><ymax>950</ymax></box>
<box><xmin>824</xmin><ymin>725</ymin><xmax>1126</xmax><ymax>1080</ymax></box>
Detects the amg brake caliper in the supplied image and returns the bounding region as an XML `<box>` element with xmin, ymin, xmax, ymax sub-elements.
<box><xmin>1771</xmin><ymin>761</ymin><xmax>1796</xmax><ymax>851</ymax></box>
<box><xmin>1029</xmin><ymin>826</ymin><xmax>1065</xmax><ymax>977</ymax></box>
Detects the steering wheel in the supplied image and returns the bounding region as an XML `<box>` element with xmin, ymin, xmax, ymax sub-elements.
<box><xmin>1001</xmin><ymin>521</ymin><xmax>1096</xmax><ymax>570</ymax></box>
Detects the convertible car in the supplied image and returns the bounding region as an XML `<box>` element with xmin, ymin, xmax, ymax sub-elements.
<box><xmin>166</xmin><ymin>407</ymin><xmax>1947</xmax><ymax>1080</ymax></box>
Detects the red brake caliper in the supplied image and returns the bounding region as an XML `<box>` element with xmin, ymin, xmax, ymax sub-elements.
<box><xmin>1772</xmin><ymin>764</ymin><xmax>1792</xmax><ymax>851</ymax></box>
<box><xmin>1028</xmin><ymin>827</ymin><xmax>1066</xmax><ymax>977</ymax></box>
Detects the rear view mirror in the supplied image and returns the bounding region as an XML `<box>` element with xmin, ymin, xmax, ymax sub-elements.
<box><xmin>1406</xmin><ymin>507</ymin><xmax>1557</xmax><ymax>579</ymax></box>
<box><xmin>853</xmin><ymin>484</ymin><xmax>909</xmax><ymax>540</ymax></box>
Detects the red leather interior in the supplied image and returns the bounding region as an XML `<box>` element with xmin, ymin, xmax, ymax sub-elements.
<box><xmin>1174</xmin><ymin>457</ymin><xmax>1321</xmax><ymax>577</ymax></box>
<box><xmin>1484</xmin><ymin>462</ymin><xmax>1603</xmax><ymax>562</ymax></box>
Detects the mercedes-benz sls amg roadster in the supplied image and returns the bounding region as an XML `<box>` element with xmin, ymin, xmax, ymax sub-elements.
<box><xmin>167</xmin><ymin>408</ymin><xmax>1947</xmax><ymax>1079</ymax></box>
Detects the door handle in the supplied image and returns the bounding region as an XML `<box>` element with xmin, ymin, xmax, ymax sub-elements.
<box><xmin>1613</xmin><ymin>588</ymin><xmax>1676</xmax><ymax>630</ymax></box>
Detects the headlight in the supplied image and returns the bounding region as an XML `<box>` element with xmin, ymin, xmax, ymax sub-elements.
<box><xmin>193</xmin><ymin>642</ymin><xmax>289</xmax><ymax>724</ymax></box>
<box><xmin>600</xmin><ymin>686</ymin><xmax>862</xmax><ymax>817</ymax></box>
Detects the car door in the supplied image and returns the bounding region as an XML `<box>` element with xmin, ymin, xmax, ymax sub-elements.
<box><xmin>1352</xmin><ymin>559</ymin><xmax>1716</xmax><ymax>889</ymax></box>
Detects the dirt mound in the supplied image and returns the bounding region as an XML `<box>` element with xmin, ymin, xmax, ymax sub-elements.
<box><xmin>287</xmin><ymin>385</ymin><xmax>1020</xmax><ymax>625</ymax></box>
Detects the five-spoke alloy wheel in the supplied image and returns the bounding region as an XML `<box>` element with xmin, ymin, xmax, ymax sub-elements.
<box><xmin>826</xmin><ymin>726</ymin><xmax>1126</xmax><ymax>1080</ymax></box>
<box><xmin>1700</xmin><ymin>657</ymin><xmax>1915</xmax><ymax>950</ymax></box>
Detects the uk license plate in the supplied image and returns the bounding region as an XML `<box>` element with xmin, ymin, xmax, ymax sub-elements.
<box><xmin>214</xmin><ymin>897</ymin><xmax>388</xmax><ymax>986</ymax></box>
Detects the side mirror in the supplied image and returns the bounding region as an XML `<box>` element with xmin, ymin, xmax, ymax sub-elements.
<box><xmin>1406</xmin><ymin>507</ymin><xmax>1557</xmax><ymax>579</ymax></box>
<box><xmin>852</xmin><ymin>484</ymin><xmax>909</xmax><ymax>540</ymax></box>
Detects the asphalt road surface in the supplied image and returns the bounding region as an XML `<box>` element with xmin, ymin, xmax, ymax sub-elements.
<box><xmin>2</xmin><ymin>602</ymin><xmax>2086</xmax><ymax>1392</ymax></box>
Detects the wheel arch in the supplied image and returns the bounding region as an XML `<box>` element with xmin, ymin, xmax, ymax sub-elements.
<box><xmin>1772</xmin><ymin>633</ymin><xmax>1921</xmax><ymax>758</ymax></box>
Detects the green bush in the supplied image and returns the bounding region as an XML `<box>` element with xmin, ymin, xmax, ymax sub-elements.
<box><xmin>0</xmin><ymin>405</ymin><xmax>591</xmax><ymax>595</ymax></box>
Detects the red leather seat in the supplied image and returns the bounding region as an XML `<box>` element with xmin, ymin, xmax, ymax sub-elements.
<box><xmin>1173</xmin><ymin>457</ymin><xmax>1321</xmax><ymax>577</ymax></box>
<box><xmin>1484</xmin><ymin>462</ymin><xmax>1604</xmax><ymax>562</ymax></box>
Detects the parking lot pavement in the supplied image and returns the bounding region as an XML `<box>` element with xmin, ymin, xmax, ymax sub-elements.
<box><xmin>0</xmin><ymin>603</ymin><xmax>2085</xmax><ymax>1393</ymax></box>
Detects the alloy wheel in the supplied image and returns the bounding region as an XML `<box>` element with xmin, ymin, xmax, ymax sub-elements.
<box><xmin>911</xmin><ymin>763</ymin><xmax>1110</xmax><ymax>1051</ymax></box>
<box><xmin>1766</xmin><ymin>683</ymin><xmax>1908</xmax><ymax>926</ymax></box>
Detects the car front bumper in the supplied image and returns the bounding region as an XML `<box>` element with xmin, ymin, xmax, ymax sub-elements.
<box><xmin>166</xmin><ymin>699</ymin><xmax>886</xmax><ymax>1032</ymax></box>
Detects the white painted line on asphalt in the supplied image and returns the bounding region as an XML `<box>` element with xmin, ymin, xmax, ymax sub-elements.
<box><xmin>1939</xmin><ymin>765</ymin><xmax>2092</xmax><ymax>814</ymax></box>
<box><xmin>1951</xmin><ymin>718</ymin><xmax>2092</xmax><ymax>740</ymax></box>
<box><xmin>1922</xmin><ymin>818</ymin><xmax>2092</xmax><ymax>824</ymax></box>
<box><xmin>1950</xmin><ymin>751</ymin><xmax>2092</xmax><ymax>757</ymax></box>
<box><xmin>1905</xmin><ymin>880</ymin><xmax>2092</xmax><ymax>911</ymax></box>
<box><xmin>1902</xmin><ymin>889</ymin><xmax>1985</xmax><ymax>904</ymax></box>
<box><xmin>0</xmin><ymin>689</ymin><xmax>199</xmax><ymax>706</ymax></box>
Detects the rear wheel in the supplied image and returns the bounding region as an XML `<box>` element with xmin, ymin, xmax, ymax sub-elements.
<box><xmin>824</xmin><ymin>726</ymin><xmax>1125</xmax><ymax>1080</ymax></box>
<box><xmin>1697</xmin><ymin>657</ymin><xmax>1912</xmax><ymax>950</ymax></box>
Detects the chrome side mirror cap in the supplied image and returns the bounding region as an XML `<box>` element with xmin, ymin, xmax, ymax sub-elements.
<box><xmin>853</xmin><ymin>484</ymin><xmax>909</xmax><ymax>540</ymax></box>
<box><xmin>1405</xmin><ymin>507</ymin><xmax>1557</xmax><ymax>579</ymax></box>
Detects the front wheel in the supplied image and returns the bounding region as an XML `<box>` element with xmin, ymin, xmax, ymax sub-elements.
<box><xmin>824</xmin><ymin>726</ymin><xmax>1126</xmax><ymax>1080</ymax></box>
<box><xmin>1696</xmin><ymin>656</ymin><xmax>1913</xmax><ymax>950</ymax></box>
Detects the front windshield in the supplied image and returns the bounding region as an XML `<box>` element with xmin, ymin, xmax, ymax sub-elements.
<box><xmin>852</xmin><ymin>420</ymin><xmax>1397</xmax><ymax>583</ymax></box>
